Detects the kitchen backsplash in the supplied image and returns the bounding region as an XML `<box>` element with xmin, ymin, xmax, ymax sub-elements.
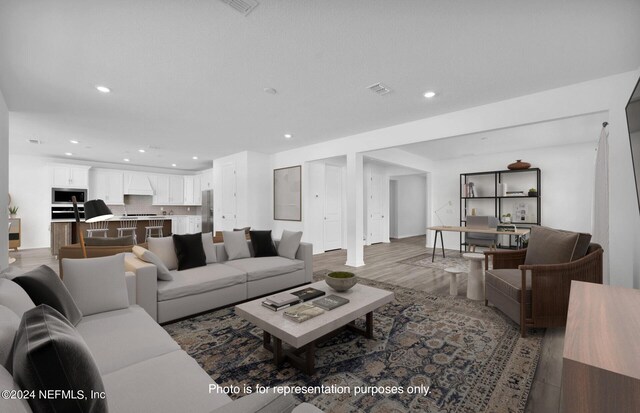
<box><xmin>108</xmin><ymin>195</ymin><xmax>202</xmax><ymax>216</ymax></box>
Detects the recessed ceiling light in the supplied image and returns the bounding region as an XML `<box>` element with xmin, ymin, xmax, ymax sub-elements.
<box><xmin>284</xmin><ymin>134</ymin><xmax>292</xmax><ymax>139</ymax></box>
<box><xmin>123</xmin><ymin>158</ymin><xmax>130</xmax><ymax>162</ymax></box>
<box><xmin>264</xmin><ymin>87</ymin><xmax>278</xmax><ymax>95</ymax></box>
<box><xmin>192</xmin><ymin>156</ymin><xmax>198</xmax><ymax>160</ymax></box>
<box><xmin>69</xmin><ymin>140</ymin><xmax>79</xmax><ymax>144</ymax></box>
<box><xmin>96</xmin><ymin>85</ymin><xmax>111</xmax><ymax>93</ymax></box>
<box><xmin>171</xmin><ymin>163</ymin><xmax>177</xmax><ymax>167</ymax></box>
<box><xmin>423</xmin><ymin>91</ymin><xmax>437</xmax><ymax>98</ymax></box>
<box><xmin>65</xmin><ymin>152</ymin><xmax>73</xmax><ymax>156</ymax></box>
<box><xmin>138</xmin><ymin>149</ymin><xmax>145</xmax><ymax>153</ymax></box>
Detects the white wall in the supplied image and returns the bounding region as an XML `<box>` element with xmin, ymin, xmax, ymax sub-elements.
<box><xmin>8</xmin><ymin>155</ymin><xmax>52</xmax><ymax>249</ymax></box>
<box><xmin>393</xmin><ymin>174</ymin><xmax>427</xmax><ymax>238</ymax></box>
<box><xmin>246</xmin><ymin>151</ymin><xmax>272</xmax><ymax>230</ymax></box>
<box><xmin>213</xmin><ymin>151</ymin><xmax>271</xmax><ymax>232</ymax></box>
<box><xmin>431</xmin><ymin>142</ymin><xmax>597</xmax><ymax>249</ymax></box>
<box><xmin>0</xmin><ymin>90</ymin><xmax>8</xmax><ymax>269</ymax></box>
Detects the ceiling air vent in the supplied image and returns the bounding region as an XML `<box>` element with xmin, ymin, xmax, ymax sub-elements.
<box><xmin>367</xmin><ymin>82</ymin><xmax>392</xmax><ymax>96</ymax></box>
<box><xmin>219</xmin><ymin>0</ymin><xmax>258</xmax><ymax>16</ymax></box>
<box><xmin>27</xmin><ymin>138</ymin><xmax>42</xmax><ymax>144</ymax></box>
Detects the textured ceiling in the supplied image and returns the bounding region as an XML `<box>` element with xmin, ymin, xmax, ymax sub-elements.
<box><xmin>1</xmin><ymin>0</ymin><xmax>639</xmax><ymax>170</ymax></box>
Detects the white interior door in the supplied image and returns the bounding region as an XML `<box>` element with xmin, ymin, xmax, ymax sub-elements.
<box><xmin>368</xmin><ymin>172</ymin><xmax>384</xmax><ymax>244</ymax></box>
<box><xmin>323</xmin><ymin>165</ymin><xmax>342</xmax><ymax>251</ymax></box>
<box><xmin>220</xmin><ymin>163</ymin><xmax>237</xmax><ymax>231</ymax></box>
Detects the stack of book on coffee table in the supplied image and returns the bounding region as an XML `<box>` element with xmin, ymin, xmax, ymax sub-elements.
<box><xmin>262</xmin><ymin>292</ymin><xmax>301</xmax><ymax>311</ymax></box>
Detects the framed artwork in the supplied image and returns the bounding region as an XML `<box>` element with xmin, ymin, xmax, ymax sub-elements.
<box><xmin>274</xmin><ymin>165</ymin><xmax>302</xmax><ymax>221</ymax></box>
<box><xmin>515</xmin><ymin>202</ymin><xmax>529</xmax><ymax>222</ymax></box>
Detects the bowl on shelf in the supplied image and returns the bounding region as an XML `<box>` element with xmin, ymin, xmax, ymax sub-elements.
<box><xmin>325</xmin><ymin>271</ymin><xmax>357</xmax><ymax>292</ymax></box>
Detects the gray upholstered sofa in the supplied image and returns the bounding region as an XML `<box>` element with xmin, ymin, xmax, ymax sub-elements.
<box><xmin>125</xmin><ymin>240</ymin><xmax>313</xmax><ymax>323</ymax></box>
<box><xmin>0</xmin><ymin>263</ymin><xmax>321</xmax><ymax>413</ymax></box>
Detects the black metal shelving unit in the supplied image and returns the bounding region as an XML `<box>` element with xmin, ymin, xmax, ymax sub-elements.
<box><xmin>459</xmin><ymin>168</ymin><xmax>541</xmax><ymax>251</ymax></box>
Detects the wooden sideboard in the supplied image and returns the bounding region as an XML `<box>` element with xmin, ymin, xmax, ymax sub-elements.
<box><xmin>8</xmin><ymin>218</ymin><xmax>21</xmax><ymax>250</ymax></box>
<box><xmin>562</xmin><ymin>281</ymin><xmax>640</xmax><ymax>413</ymax></box>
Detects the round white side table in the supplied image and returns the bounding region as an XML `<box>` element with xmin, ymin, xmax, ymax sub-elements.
<box><xmin>444</xmin><ymin>267</ymin><xmax>466</xmax><ymax>296</ymax></box>
<box><xmin>463</xmin><ymin>253</ymin><xmax>486</xmax><ymax>300</ymax></box>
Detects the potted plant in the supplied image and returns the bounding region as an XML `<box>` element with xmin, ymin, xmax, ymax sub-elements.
<box><xmin>8</xmin><ymin>206</ymin><xmax>18</xmax><ymax>218</ymax></box>
<box><xmin>501</xmin><ymin>213</ymin><xmax>512</xmax><ymax>223</ymax></box>
<box><xmin>528</xmin><ymin>188</ymin><xmax>538</xmax><ymax>197</ymax></box>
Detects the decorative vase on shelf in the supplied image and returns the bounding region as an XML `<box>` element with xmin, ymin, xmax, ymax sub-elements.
<box><xmin>507</xmin><ymin>160</ymin><xmax>531</xmax><ymax>170</ymax></box>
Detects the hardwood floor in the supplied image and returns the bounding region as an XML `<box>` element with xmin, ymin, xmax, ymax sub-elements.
<box><xmin>8</xmin><ymin>238</ymin><xmax>563</xmax><ymax>412</ymax></box>
<box><xmin>312</xmin><ymin>236</ymin><xmax>564</xmax><ymax>413</ymax></box>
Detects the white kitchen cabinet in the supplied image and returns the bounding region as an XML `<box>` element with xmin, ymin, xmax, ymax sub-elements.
<box><xmin>171</xmin><ymin>216</ymin><xmax>202</xmax><ymax>235</ymax></box>
<box><xmin>183</xmin><ymin>176</ymin><xmax>202</xmax><ymax>205</ymax></box>
<box><xmin>169</xmin><ymin>176</ymin><xmax>184</xmax><ymax>205</ymax></box>
<box><xmin>171</xmin><ymin>216</ymin><xmax>188</xmax><ymax>235</ymax></box>
<box><xmin>151</xmin><ymin>175</ymin><xmax>170</xmax><ymax>205</ymax></box>
<box><xmin>91</xmin><ymin>170</ymin><xmax>124</xmax><ymax>205</ymax></box>
<box><xmin>189</xmin><ymin>216</ymin><xmax>202</xmax><ymax>233</ymax></box>
<box><xmin>200</xmin><ymin>169</ymin><xmax>213</xmax><ymax>191</ymax></box>
<box><xmin>153</xmin><ymin>174</ymin><xmax>186</xmax><ymax>205</ymax></box>
<box><xmin>51</xmin><ymin>165</ymin><xmax>90</xmax><ymax>188</ymax></box>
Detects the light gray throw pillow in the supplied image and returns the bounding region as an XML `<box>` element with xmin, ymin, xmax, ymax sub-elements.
<box><xmin>223</xmin><ymin>231</ymin><xmax>251</xmax><ymax>260</ymax></box>
<box><xmin>133</xmin><ymin>246</ymin><xmax>174</xmax><ymax>281</ymax></box>
<box><xmin>278</xmin><ymin>230</ymin><xmax>303</xmax><ymax>260</ymax></box>
<box><xmin>148</xmin><ymin>236</ymin><xmax>179</xmax><ymax>270</ymax></box>
<box><xmin>0</xmin><ymin>279</ymin><xmax>35</xmax><ymax>317</ymax></box>
<box><xmin>0</xmin><ymin>305</ymin><xmax>19</xmax><ymax>370</ymax></box>
<box><xmin>62</xmin><ymin>254</ymin><xmax>130</xmax><ymax>317</ymax></box>
<box><xmin>202</xmin><ymin>232</ymin><xmax>217</xmax><ymax>263</ymax></box>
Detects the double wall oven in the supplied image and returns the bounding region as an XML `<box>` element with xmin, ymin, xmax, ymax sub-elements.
<box><xmin>51</xmin><ymin>188</ymin><xmax>87</xmax><ymax>220</ymax></box>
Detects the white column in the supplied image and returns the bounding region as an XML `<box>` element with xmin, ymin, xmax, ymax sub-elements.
<box><xmin>346</xmin><ymin>152</ymin><xmax>365</xmax><ymax>267</ymax></box>
<box><xmin>0</xmin><ymin>90</ymin><xmax>8</xmax><ymax>270</ymax></box>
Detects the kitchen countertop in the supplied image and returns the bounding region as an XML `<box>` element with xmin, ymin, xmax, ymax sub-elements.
<box><xmin>51</xmin><ymin>215</ymin><xmax>199</xmax><ymax>223</ymax></box>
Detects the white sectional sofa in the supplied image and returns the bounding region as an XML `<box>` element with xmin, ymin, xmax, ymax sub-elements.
<box><xmin>0</xmin><ymin>266</ymin><xmax>321</xmax><ymax>413</ymax></box>
<box><xmin>126</xmin><ymin>240</ymin><xmax>313</xmax><ymax>323</ymax></box>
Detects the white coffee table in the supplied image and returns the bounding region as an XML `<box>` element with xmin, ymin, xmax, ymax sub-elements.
<box><xmin>235</xmin><ymin>281</ymin><xmax>394</xmax><ymax>375</ymax></box>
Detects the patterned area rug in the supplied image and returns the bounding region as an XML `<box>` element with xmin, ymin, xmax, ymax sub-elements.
<box><xmin>164</xmin><ymin>274</ymin><xmax>542</xmax><ymax>413</ymax></box>
<box><xmin>398</xmin><ymin>250</ymin><xmax>467</xmax><ymax>271</ymax></box>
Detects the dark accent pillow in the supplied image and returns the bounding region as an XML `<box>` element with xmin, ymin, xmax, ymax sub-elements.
<box><xmin>250</xmin><ymin>230</ymin><xmax>278</xmax><ymax>257</ymax></box>
<box><xmin>524</xmin><ymin>226</ymin><xmax>579</xmax><ymax>265</ymax></box>
<box><xmin>172</xmin><ymin>233</ymin><xmax>207</xmax><ymax>271</ymax></box>
<box><xmin>84</xmin><ymin>236</ymin><xmax>134</xmax><ymax>247</ymax></box>
<box><xmin>13</xmin><ymin>266</ymin><xmax>82</xmax><ymax>326</ymax></box>
<box><xmin>12</xmin><ymin>305</ymin><xmax>107</xmax><ymax>413</ymax></box>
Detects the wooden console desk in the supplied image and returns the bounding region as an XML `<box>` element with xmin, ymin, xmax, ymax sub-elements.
<box><xmin>426</xmin><ymin>225</ymin><xmax>530</xmax><ymax>262</ymax></box>
<box><xmin>8</xmin><ymin>218</ymin><xmax>20</xmax><ymax>250</ymax></box>
<box><xmin>562</xmin><ymin>281</ymin><xmax>640</xmax><ymax>413</ymax></box>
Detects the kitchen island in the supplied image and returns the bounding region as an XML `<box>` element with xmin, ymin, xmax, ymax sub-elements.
<box><xmin>50</xmin><ymin>216</ymin><xmax>173</xmax><ymax>256</ymax></box>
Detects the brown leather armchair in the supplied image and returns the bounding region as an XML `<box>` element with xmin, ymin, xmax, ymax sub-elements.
<box><xmin>484</xmin><ymin>243</ymin><xmax>603</xmax><ymax>337</ymax></box>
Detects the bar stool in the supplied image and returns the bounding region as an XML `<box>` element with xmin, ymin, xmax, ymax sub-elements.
<box><xmin>86</xmin><ymin>220</ymin><xmax>109</xmax><ymax>238</ymax></box>
<box><xmin>444</xmin><ymin>267</ymin><xmax>466</xmax><ymax>296</ymax></box>
<box><xmin>145</xmin><ymin>218</ymin><xmax>164</xmax><ymax>241</ymax></box>
<box><xmin>117</xmin><ymin>217</ymin><xmax>138</xmax><ymax>244</ymax></box>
